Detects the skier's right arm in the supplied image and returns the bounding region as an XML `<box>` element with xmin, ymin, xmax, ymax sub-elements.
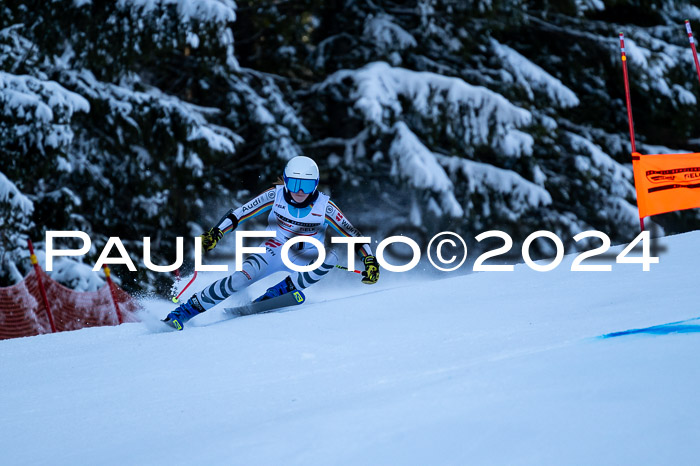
<box><xmin>201</xmin><ymin>188</ymin><xmax>276</xmax><ymax>252</ymax></box>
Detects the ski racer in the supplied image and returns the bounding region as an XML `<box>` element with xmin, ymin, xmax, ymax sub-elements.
<box><xmin>163</xmin><ymin>156</ymin><xmax>380</xmax><ymax>330</ymax></box>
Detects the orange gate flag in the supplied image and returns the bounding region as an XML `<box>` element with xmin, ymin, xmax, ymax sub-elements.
<box><xmin>632</xmin><ymin>151</ymin><xmax>700</xmax><ymax>218</ymax></box>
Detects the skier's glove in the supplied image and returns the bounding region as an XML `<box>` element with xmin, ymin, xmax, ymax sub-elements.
<box><xmin>201</xmin><ymin>227</ymin><xmax>223</xmax><ymax>252</ymax></box>
<box><xmin>361</xmin><ymin>255</ymin><xmax>379</xmax><ymax>284</ymax></box>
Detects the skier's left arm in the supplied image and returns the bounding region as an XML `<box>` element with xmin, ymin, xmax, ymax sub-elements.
<box><xmin>325</xmin><ymin>200</ymin><xmax>379</xmax><ymax>284</ymax></box>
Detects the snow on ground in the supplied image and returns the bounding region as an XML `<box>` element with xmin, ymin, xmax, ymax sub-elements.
<box><xmin>1</xmin><ymin>232</ymin><xmax>699</xmax><ymax>465</ymax></box>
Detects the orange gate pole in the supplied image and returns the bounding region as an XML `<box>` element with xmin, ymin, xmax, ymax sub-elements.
<box><xmin>685</xmin><ymin>21</ymin><xmax>700</xmax><ymax>88</ymax></box>
<box><xmin>27</xmin><ymin>239</ymin><xmax>56</xmax><ymax>333</ymax></box>
<box><xmin>103</xmin><ymin>265</ymin><xmax>124</xmax><ymax>324</ymax></box>
<box><xmin>619</xmin><ymin>32</ymin><xmax>645</xmax><ymax>231</ymax></box>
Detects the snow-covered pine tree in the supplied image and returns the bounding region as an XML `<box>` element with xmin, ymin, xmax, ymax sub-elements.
<box><xmin>0</xmin><ymin>1</ymin><xmax>310</xmax><ymax>290</ymax></box>
<box><xmin>301</xmin><ymin>0</ymin><xmax>700</xmax><ymax>254</ymax></box>
<box><xmin>2</xmin><ymin>0</ymin><xmax>699</xmax><ymax>290</ymax></box>
<box><xmin>0</xmin><ymin>20</ymin><xmax>90</xmax><ymax>285</ymax></box>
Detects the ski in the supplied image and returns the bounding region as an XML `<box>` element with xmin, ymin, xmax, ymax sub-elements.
<box><xmin>223</xmin><ymin>290</ymin><xmax>306</xmax><ymax>317</ymax></box>
<box><xmin>159</xmin><ymin>290</ymin><xmax>306</xmax><ymax>332</ymax></box>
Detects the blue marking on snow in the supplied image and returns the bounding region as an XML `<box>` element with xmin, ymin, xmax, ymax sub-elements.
<box><xmin>600</xmin><ymin>317</ymin><xmax>700</xmax><ymax>338</ymax></box>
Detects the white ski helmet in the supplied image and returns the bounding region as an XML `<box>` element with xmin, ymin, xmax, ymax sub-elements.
<box><xmin>283</xmin><ymin>156</ymin><xmax>319</xmax><ymax>195</ymax></box>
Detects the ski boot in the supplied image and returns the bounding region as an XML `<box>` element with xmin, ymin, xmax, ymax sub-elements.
<box><xmin>163</xmin><ymin>296</ymin><xmax>205</xmax><ymax>330</ymax></box>
<box><xmin>254</xmin><ymin>276</ymin><xmax>297</xmax><ymax>303</ymax></box>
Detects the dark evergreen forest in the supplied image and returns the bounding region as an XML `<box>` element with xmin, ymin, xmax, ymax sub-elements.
<box><xmin>1</xmin><ymin>0</ymin><xmax>699</xmax><ymax>291</ymax></box>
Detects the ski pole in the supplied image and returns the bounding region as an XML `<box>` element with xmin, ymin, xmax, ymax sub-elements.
<box><xmin>335</xmin><ymin>265</ymin><xmax>362</xmax><ymax>274</ymax></box>
<box><xmin>172</xmin><ymin>270</ymin><xmax>198</xmax><ymax>303</ymax></box>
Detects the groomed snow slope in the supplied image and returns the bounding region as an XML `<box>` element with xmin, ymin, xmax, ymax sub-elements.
<box><xmin>2</xmin><ymin>232</ymin><xmax>699</xmax><ymax>466</ymax></box>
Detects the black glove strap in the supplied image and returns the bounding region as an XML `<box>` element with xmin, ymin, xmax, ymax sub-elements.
<box><xmin>216</xmin><ymin>209</ymin><xmax>239</xmax><ymax>231</ymax></box>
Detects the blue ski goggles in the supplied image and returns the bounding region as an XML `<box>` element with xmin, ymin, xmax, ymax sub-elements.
<box><xmin>284</xmin><ymin>176</ymin><xmax>318</xmax><ymax>194</ymax></box>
